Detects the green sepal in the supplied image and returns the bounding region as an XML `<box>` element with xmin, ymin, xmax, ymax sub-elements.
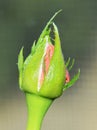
<box><xmin>22</xmin><ymin>36</ymin><xmax>47</xmax><ymax>94</ymax></box>
<box><xmin>39</xmin><ymin>23</ymin><xmax>65</xmax><ymax>98</ymax></box>
<box><xmin>36</xmin><ymin>10</ymin><xmax>62</xmax><ymax>48</ymax></box>
<box><xmin>66</xmin><ymin>58</ymin><xmax>75</xmax><ymax>71</ymax></box>
<box><xmin>31</xmin><ymin>41</ymin><xmax>36</xmax><ymax>55</ymax></box>
<box><xmin>18</xmin><ymin>47</ymin><xmax>24</xmax><ymax>88</ymax></box>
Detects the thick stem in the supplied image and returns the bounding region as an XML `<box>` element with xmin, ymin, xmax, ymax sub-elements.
<box><xmin>26</xmin><ymin>93</ymin><xmax>53</xmax><ymax>130</ymax></box>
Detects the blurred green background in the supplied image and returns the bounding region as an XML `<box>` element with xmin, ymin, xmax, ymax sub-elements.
<box><xmin>0</xmin><ymin>0</ymin><xmax>97</xmax><ymax>130</ymax></box>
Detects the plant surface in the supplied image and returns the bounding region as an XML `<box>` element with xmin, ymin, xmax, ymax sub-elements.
<box><xmin>18</xmin><ymin>10</ymin><xmax>80</xmax><ymax>130</ymax></box>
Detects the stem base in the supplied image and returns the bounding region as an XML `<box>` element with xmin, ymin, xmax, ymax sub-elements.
<box><xmin>26</xmin><ymin>93</ymin><xmax>53</xmax><ymax>130</ymax></box>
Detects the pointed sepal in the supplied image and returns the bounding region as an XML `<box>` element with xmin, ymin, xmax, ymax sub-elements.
<box><xmin>31</xmin><ymin>41</ymin><xmax>36</xmax><ymax>55</ymax></box>
<box><xmin>18</xmin><ymin>47</ymin><xmax>24</xmax><ymax>88</ymax></box>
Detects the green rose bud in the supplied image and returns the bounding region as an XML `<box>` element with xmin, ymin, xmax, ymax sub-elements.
<box><xmin>17</xmin><ymin>11</ymin><xmax>80</xmax><ymax>130</ymax></box>
<box><xmin>18</xmin><ymin>12</ymin><xmax>65</xmax><ymax>99</ymax></box>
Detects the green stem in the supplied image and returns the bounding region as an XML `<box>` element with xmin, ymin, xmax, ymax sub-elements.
<box><xmin>26</xmin><ymin>93</ymin><xmax>53</xmax><ymax>130</ymax></box>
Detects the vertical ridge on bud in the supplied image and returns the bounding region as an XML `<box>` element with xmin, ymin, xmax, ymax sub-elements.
<box><xmin>38</xmin><ymin>36</ymin><xmax>55</xmax><ymax>91</ymax></box>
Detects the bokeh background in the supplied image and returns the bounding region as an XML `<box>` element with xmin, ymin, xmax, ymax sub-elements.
<box><xmin>0</xmin><ymin>0</ymin><xmax>97</xmax><ymax>130</ymax></box>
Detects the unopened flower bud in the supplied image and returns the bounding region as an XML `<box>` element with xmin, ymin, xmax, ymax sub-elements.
<box><xmin>18</xmin><ymin>19</ymin><xmax>65</xmax><ymax>99</ymax></box>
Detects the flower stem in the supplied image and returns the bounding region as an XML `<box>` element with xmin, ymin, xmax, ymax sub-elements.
<box><xmin>26</xmin><ymin>93</ymin><xmax>53</xmax><ymax>130</ymax></box>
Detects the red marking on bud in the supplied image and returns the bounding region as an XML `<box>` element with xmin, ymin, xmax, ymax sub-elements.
<box><xmin>39</xmin><ymin>43</ymin><xmax>54</xmax><ymax>87</ymax></box>
<box><xmin>65</xmin><ymin>69</ymin><xmax>70</xmax><ymax>83</ymax></box>
<box><xmin>44</xmin><ymin>44</ymin><xmax>54</xmax><ymax>73</ymax></box>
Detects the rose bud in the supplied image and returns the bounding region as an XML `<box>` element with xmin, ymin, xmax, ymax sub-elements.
<box><xmin>18</xmin><ymin>18</ymin><xmax>65</xmax><ymax>99</ymax></box>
